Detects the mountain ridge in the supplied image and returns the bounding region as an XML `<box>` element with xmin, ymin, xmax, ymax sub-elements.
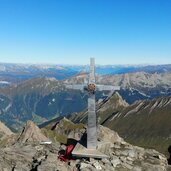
<box><xmin>0</xmin><ymin>71</ymin><xmax>171</xmax><ymax>130</ymax></box>
<box><xmin>1</xmin><ymin>63</ymin><xmax>171</xmax><ymax>88</ymax></box>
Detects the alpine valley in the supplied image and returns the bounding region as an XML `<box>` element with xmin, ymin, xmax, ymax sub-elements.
<box><xmin>0</xmin><ymin>63</ymin><xmax>171</xmax><ymax>130</ymax></box>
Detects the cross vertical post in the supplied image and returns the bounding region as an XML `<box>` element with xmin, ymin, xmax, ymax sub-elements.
<box><xmin>87</xmin><ymin>58</ymin><xmax>96</xmax><ymax>149</ymax></box>
<box><xmin>65</xmin><ymin>58</ymin><xmax>120</xmax><ymax>158</ymax></box>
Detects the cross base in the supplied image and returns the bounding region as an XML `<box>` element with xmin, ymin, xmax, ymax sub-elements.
<box><xmin>72</xmin><ymin>142</ymin><xmax>108</xmax><ymax>159</ymax></box>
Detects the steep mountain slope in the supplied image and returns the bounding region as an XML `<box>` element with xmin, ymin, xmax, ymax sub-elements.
<box><xmin>69</xmin><ymin>93</ymin><xmax>171</xmax><ymax>156</ymax></box>
<box><xmin>103</xmin><ymin>96</ymin><xmax>171</xmax><ymax>155</ymax></box>
<box><xmin>68</xmin><ymin>92</ymin><xmax>128</xmax><ymax>125</ymax></box>
<box><xmin>0</xmin><ymin>77</ymin><xmax>103</xmax><ymax>130</ymax></box>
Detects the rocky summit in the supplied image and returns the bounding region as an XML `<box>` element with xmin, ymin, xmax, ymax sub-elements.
<box><xmin>0</xmin><ymin>121</ymin><xmax>15</xmax><ymax>147</ymax></box>
<box><xmin>0</xmin><ymin>121</ymin><xmax>13</xmax><ymax>137</ymax></box>
<box><xmin>0</xmin><ymin>120</ymin><xmax>170</xmax><ymax>171</ymax></box>
<box><xmin>17</xmin><ymin>120</ymin><xmax>50</xmax><ymax>143</ymax></box>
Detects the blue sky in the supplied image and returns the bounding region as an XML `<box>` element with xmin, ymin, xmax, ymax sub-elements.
<box><xmin>0</xmin><ymin>0</ymin><xmax>171</xmax><ymax>65</ymax></box>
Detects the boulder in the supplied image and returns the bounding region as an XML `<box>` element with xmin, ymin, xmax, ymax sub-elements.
<box><xmin>17</xmin><ymin>120</ymin><xmax>49</xmax><ymax>143</ymax></box>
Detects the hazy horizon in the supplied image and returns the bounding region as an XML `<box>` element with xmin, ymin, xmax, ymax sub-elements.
<box><xmin>0</xmin><ymin>61</ymin><xmax>171</xmax><ymax>66</ymax></box>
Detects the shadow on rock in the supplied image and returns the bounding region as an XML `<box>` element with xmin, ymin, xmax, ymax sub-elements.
<box><xmin>167</xmin><ymin>145</ymin><xmax>171</xmax><ymax>165</ymax></box>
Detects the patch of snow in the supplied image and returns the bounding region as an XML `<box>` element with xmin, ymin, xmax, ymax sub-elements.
<box><xmin>149</xmin><ymin>99</ymin><xmax>164</xmax><ymax>113</ymax></box>
<box><xmin>0</xmin><ymin>98</ymin><xmax>4</xmax><ymax>102</ymax></box>
<box><xmin>158</xmin><ymin>99</ymin><xmax>164</xmax><ymax>108</ymax></box>
<box><xmin>45</xmin><ymin>82</ymin><xmax>50</xmax><ymax>88</ymax></box>
<box><xmin>0</xmin><ymin>81</ymin><xmax>10</xmax><ymax>84</ymax></box>
<box><xmin>163</xmin><ymin>98</ymin><xmax>171</xmax><ymax>107</ymax></box>
<box><xmin>93</xmin><ymin>162</ymin><xmax>102</xmax><ymax>170</ymax></box>
<box><xmin>3</xmin><ymin>103</ymin><xmax>12</xmax><ymax>112</ymax></box>
<box><xmin>45</xmin><ymin>77</ymin><xmax>56</xmax><ymax>81</ymax></box>
<box><xmin>40</xmin><ymin>141</ymin><xmax>52</xmax><ymax>145</ymax></box>
<box><xmin>52</xmin><ymin>98</ymin><xmax>55</xmax><ymax>102</ymax></box>
<box><xmin>138</xmin><ymin>91</ymin><xmax>150</xmax><ymax>98</ymax></box>
<box><xmin>124</xmin><ymin>103</ymin><xmax>143</xmax><ymax>117</ymax></box>
<box><xmin>110</xmin><ymin>112</ymin><xmax>120</xmax><ymax>121</ymax></box>
<box><xmin>144</xmin><ymin>103</ymin><xmax>151</xmax><ymax>109</ymax></box>
<box><xmin>151</xmin><ymin>101</ymin><xmax>158</xmax><ymax>110</ymax></box>
<box><xmin>132</xmin><ymin>88</ymin><xmax>150</xmax><ymax>98</ymax></box>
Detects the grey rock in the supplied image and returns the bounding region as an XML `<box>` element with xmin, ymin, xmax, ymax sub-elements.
<box><xmin>111</xmin><ymin>156</ymin><xmax>121</xmax><ymax>167</ymax></box>
<box><xmin>0</xmin><ymin>122</ymin><xmax>169</xmax><ymax>171</ymax></box>
<box><xmin>93</xmin><ymin>161</ymin><xmax>102</xmax><ymax>170</ymax></box>
<box><xmin>0</xmin><ymin>121</ymin><xmax>13</xmax><ymax>136</ymax></box>
<box><xmin>17</xmin><ymin>120</ymin><xmax>49</xmax><ymax>143</ymax></box>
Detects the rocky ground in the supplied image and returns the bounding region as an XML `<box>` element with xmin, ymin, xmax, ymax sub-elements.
<box><xmin>0</xmin><ymin>120</ymin><xmax>171</xmax><ymax>171</ymax></box>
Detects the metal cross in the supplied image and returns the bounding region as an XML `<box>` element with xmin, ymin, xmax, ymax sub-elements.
<box><xmin>65</xmin><ymin>58</ymin><xmax>120</xmax><ymax>150</ymax></box>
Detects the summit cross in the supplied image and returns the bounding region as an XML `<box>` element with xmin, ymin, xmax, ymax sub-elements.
<box><xmin>65</xmin><ymin>58</ymin><xmax>120</xmax><ymax>158</ymax></box>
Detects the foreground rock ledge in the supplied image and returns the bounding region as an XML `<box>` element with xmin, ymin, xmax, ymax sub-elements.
<box><xmin>0</xmin><ymin>120</ymin><xmax>170</xmax><ymax>171</ymax></box>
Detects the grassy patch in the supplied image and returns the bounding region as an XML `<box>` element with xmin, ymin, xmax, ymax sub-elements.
<box><xmin>42</xmin><ymin>128</ymin><xmax>67</xmax><ymax>144</ymax></box>
<box><xmin>42</xmin><ymin>118</ymin><xmax>85</xmax><ymax>144</ymax></box>
<box><xmin>32</xmin><ymin>113</ymin><xmax>47</xmax><ymax>125</ymax></box>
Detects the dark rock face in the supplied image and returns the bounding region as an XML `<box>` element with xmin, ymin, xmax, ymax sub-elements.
<box><xmin>102</xmin><ymin>96</ymin><xmax>171</xmax><ymax>156</ymax></box>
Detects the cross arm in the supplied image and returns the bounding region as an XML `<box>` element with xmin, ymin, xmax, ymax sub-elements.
<box><xmin>65</xmin><ymin>84</ymin><xmax>87</xmax><ymax>91</ymax></box>
<box><xmin>96</xmin><ymin>84</ymin><xmax>120</xmax><ymax>91</ymax></box>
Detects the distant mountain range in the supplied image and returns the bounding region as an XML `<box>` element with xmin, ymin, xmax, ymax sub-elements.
<box><xmin>0</xmin><ymin>70</ymin><xmax>171</xmax><ymax>131</ymax></box>
<box><xmin>0</xmin><ymin>63</ymin><xmax>77</xmax><ymax>87</ymax></box>
<box><xmin>64</xmin><ymin>63</ymin><xmax>171</xmax><ymax>74</ymax></box>
<box><xmin>1</xmin><ymin>63</ymin><xmax>171</xmax><ymax>87</ymax></box>
<box><xmin>64</xmin><ymin>71</ymin><xmax>171</xmax><ymax>103</ymax></box>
